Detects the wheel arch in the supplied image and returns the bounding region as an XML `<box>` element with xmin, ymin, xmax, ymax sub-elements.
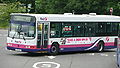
<box><xmin>51</xmin><ymin>42</ymin><xmax>60</xmax><ymax>47</ymax></box>
<box><xmin>99</xmin><ymin>40</ymin><xmax>105</xmax><ymax>44</ymax></box>
<box><xmin>97</xmin><ymin>40</ymin><xmax>105</xmax><ymax>52</ymax></box>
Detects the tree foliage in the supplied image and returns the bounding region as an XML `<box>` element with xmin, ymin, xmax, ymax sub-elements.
<box><xmin>0</xmin><ymin>2</ymin><xmax>24</xmax><ymax>28</ymax></box>
<box><xmin>1</xmin><ymin>0</ymin><xmax>120</xmax><ymax>15</ymax></box>
<box><xmin>36</xmin><ymin>0</ymin><xmax>120</xmax><ymax>15</ymax></box>
<box><xmin>0</xmin><ymin>0</ymin><xmax>120</xmax><ymax>28</ymax></box>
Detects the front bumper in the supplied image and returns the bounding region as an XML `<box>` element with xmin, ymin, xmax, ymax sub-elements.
<box><xmin>7</xmin><ymin>46</ymin><xmax>49</xmax><ymax>53</ymax></box>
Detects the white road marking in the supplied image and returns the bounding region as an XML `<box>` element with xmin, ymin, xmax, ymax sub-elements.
<box><xmin>100</xmin><ymin>54</ymin><xmax>108</xmax><ymax>57</ymax></box>
<box><xmin>89</xmin><ymin>53</ymin><xmax>95</xmax><ymax>56</ymax></box>
<box><xmin>113</xmin><ymin>55</ymin><xmax>116</xmax><ymax>57</ymax></box>
<box><xmin>47</xmin><ymin>56</ymin><xmax>56</xmax><ymax>59</ymax></box>
<box><xmin>88</xmin><ymin>53</ymin><xmax>117</xmax><ymax>57</ymax></box>
<box><xmin>33</xmin><ymin>62</ymin><xmax>60</xmax><ymax>68</ymax></box>
<box><xmin>41</xmin><ymin>64</ymin><xmax>51</xmax><ymax>68</ymax></box>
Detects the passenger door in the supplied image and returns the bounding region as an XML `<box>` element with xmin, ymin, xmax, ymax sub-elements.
<box><xmin>37</xmin><ymin>22</ymin><xmax>49</xmax><ymax>48</ymax></box>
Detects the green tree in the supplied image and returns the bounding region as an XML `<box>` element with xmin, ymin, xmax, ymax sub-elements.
<box><xmin>35</xmin><ymin>0</ymin><xmax>120</xmax><ymax>15</ymax></box>
<box><xmin>0</xmin><ymin>0</ymin><xmax>17</xmax><ymax>3</ymax></box>
<box><xmin>35</xmin><ymin>0</ymin><xmax>68</xmax><ymax>14</ymax></box>
<box><xmin>46</xmin><ymin>0</ymin><xmax>68</xmax><ymax>13</ymax></box>
<box><xmin>0</xmin><ymin>2</ymin><xmax>24</xmax><ymax>28</ymax></box>
<box><xmin>35</xmin><ymin>0</ymin><xmax>48</xmax><ymax>13</ymax></box>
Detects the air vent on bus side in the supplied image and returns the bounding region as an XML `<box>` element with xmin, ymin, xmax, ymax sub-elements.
<box><xmin>89</xmin><ymin>13</ymin><xmax>96</xmax><ymax>16</ymax></box>
<box><xmin>64</xmin><ymin>13</ymin><xmax>73</xmax><ymax>15</ymax></box>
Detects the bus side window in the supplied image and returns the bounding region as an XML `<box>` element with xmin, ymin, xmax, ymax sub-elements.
<box><xmin>50</xmin><ymin>23</ymin><xmax>61</xmax><ymax>38</ymax></box>
<box><xmin>84</xmin><ymin>23</ymin><xmax>95</xmax><ymax>37</ymax></box>
<box><xmin>62</xmin><ymin>25</ymin><xmax>73</xmax><ymax>37</ymax></box>
<box><xmin>112</xmin><ymin>23</ymin><xmax>118</xmax><ymax>36</ymax></box>
<box><xmin>73</xmin><ymin>23</ymin><xmax>84</xmax><ymax>37</ymax></box>
<box><xmin>118</xmin><ymin>23</ymin><xmax>120</xmax><ymax>37</ymax></box>
<box><xmin>96</xmin><ymin>22</ymin><xmax>118</xmax><ymax>36</ymax></box>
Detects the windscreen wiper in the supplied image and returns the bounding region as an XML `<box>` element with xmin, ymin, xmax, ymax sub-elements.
<box><xmin>17</xmin><ymin>29</ymin><xmax>26</xmax><ymax>41</ymax></box>
<box><xmin>12</xmin><ymin>25</ymin><xmax>21</xmax><ymax>39</ymax></box>
<box><xmin>12</xmin><ymin>25</ymin><xmax>26</xmax><ymax>41</ymax></box>
<box><xmin>12</xmin><ymin>32</ymin><xmax>17</xmax><ymax>39</ymax></box>
<box><xmin>20</xmin><ymin>32</ymin><xmax>26</xmax><ymax>41</ymax></box>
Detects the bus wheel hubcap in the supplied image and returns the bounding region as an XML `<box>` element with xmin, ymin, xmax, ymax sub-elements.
<box><xmin>51</xmin><ymin>46</ymin><xmax>56</xmax><ymax>53</ymax></box>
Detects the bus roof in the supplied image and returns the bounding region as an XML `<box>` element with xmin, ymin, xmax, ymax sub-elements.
<box><xmin>10</xmin><ymin>13</ymin><xmax>120</xmax><ymax>22</ymax></box>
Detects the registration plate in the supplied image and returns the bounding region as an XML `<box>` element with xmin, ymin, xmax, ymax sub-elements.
<box><xmin>15</xmin><ymin>49</ymin><xmax>22</xmax><ymax>52</ymax></box>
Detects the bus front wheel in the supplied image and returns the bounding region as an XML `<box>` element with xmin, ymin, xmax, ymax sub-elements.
<box><xmin>49</xmin><ymin>44</ymin><xmax>59</xmax><ymax>55</ymax></box>
<box><xmin>97</xmin><ymin>41</ymin><xmax>104</xmax><ymax>52</ymax></box>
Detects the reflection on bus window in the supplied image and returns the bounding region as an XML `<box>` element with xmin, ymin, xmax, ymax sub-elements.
<box><xmin>50</xmin><ymin>23</ymin><xmax>61</xmax><ymax>38</ymax></box>
<box><xmin>50</xmin><ymin>22</ymin><xmax>119</xmax><ymax>38</ymax></box>
<box><xmin>37</xmin><ymin>24</ymin><xmax>42</xmax><ymax>39</ymax></box>
<box><xmin>38</xmin><ymin>24</ymin><xmax>42</xmax><ymax>30</ymax></box>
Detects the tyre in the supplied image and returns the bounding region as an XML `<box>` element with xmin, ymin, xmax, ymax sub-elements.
<box><xmin>49</xmin><ymin>44</ymin><xmax>59</xmax><ymax>55</ymax></box>
<box><xmin>97</xmin><ymin>42</ymin><xmax>104</xmax><ymax>52</ymax></box>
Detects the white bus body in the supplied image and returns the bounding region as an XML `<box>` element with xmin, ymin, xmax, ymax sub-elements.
<box><xmin>7</xmin><ymin>13</ymin><xmax>120</xmax><ymax>55</ymax></box>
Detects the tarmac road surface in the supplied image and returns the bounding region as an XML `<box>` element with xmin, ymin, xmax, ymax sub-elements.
<box><xmin>0</xmin><ymin>30</ymin><xmax>118</xmax><ymax>68</ymax></box>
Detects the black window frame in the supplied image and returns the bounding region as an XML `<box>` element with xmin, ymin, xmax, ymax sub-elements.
<box><xmin>50</xmin><ymin>22</ymin><xmax>119</xmax><ymax>38</ymax></box>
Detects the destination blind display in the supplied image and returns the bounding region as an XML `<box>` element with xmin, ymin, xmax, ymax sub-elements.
<box><xmin>12</xmin><ymin>16</ymin><xmax>34</xmax><ymax>22</ymax></box>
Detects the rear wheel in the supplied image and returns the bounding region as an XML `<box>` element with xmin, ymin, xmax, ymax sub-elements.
<box><xmin>97</xmin><ymin>42</ymin><xmax>104</xmax><ymax>52</ymax></box>
<box><xmin>50</xmin><ymin>44</ymin><xmax>59</xmax><ymax>55</ymax></box>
